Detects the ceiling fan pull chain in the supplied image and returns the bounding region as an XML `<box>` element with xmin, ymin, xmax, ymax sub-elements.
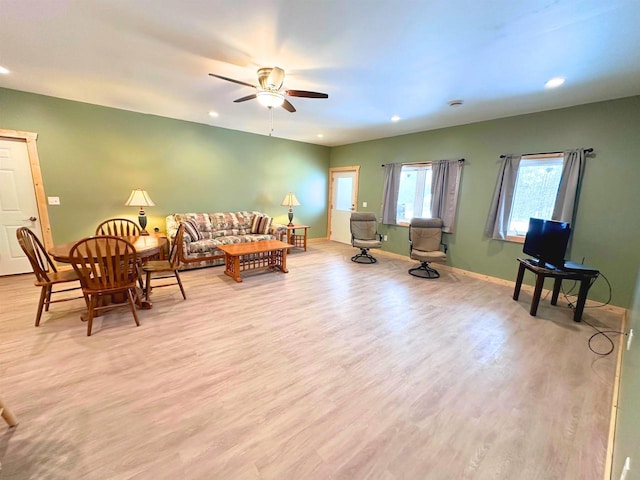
<box><xmin>269</xmin><ymin>107</ymin><xmax>274</xmax><ymax>136</ymax></box>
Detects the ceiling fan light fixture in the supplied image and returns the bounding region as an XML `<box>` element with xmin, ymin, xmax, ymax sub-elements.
<box><xmin>256</xmin><ymin>91</ymin><xmax>285</xmax><ymax>108</ymax></box>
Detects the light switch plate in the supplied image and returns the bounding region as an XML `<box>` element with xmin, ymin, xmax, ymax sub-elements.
<box><xmin>48</xmin><ymin>196</ymin><xmax>60</xmax><ymax>205</ymax></box>
<box><xmin>363</xmin><ymin>201</ymin><xmax>368</xmax><ymax>207</ymax></box>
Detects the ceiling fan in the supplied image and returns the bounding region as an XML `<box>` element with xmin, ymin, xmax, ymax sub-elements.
<box><xmin>208</xmin><ymin>67</ymin><xmax>328</xmax><ymax>113</ymax></box>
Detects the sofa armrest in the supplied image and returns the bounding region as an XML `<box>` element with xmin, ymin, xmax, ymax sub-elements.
<box><xmin>269</xmin><ymin>222</ymin><xmax>286</xmax><ymax>239</ymax></box>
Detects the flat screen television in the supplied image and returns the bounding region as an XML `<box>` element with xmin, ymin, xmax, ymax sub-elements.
<box><xmin>523</xmin><ymin>218</ymin><xmax>571</xmax><ymax>268</ymax></box>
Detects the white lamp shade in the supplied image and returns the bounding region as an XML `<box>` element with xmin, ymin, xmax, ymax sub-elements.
<box><xmin>281</xmin><ymin>193</ymin><xmax>301</xmax><ymax>207</ymax></box>
<box><xmin>257</xmin><ymin>91</ymin><xmax>285</xmax><ymax>108</ymax></box>
<box><xmin>125</xmin><ymin>189</ymin><xmax>155</xmax><ymax>207</ymax></box>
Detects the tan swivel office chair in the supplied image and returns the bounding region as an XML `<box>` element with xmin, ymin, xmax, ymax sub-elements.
<box><xmin>350</xmin><ymin>212</ymin><xmax>383</xmax><ymax>263</ymax></box>
<box><xmin>408</xmin><ymin>218</ymin><xmax>447</xmax><ymax>278</ymax></box>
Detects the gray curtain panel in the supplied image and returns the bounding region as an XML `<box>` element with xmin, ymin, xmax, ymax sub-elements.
<box><xmin>552</xmin><ymin>149</ymin><xmax>586</xmax><ymax>224</ymax></box>
<box><xmin>484</xmin><ymin>154</ymin><xmax>522</xmax><ymax>239</ymax></box>
<box><xmin>431</xmin><ymin>160</ymin><xmax>463</xmax><ymax>233</ymax></box>
<box><xmin>381</xmin><ymin>163</ymin><xmax>403</xmax><ymax>225</ymax></box>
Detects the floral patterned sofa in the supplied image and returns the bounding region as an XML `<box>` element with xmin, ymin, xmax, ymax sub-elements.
<box><xmin>165</xmin><ymin>211</ymin><xmax>286</xmax><ymax>269</ymax></box>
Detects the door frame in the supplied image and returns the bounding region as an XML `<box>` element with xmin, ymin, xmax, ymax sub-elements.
<box><xmin>0</xmin><ymin>129</ymin><xmax>53</xmax><ymax>253</ymax></box>
<box><xmin>327</xmin><ymin>165</ymin><xmax>360</xmax><ymax>240</ymax></box>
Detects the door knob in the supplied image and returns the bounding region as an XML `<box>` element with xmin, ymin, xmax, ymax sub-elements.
<box><xmin>25</xmin><ymin>216</ymin><xmax>37</xmax><ymax>222</ymax></box>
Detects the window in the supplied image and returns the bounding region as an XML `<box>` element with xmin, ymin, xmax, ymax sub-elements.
<box><xmin>396</xmin><ymin>164</ymin><xmax>432</xmax><ymax>224</ymax></box>
<box><xmin>507</xmin><ymin>154</ymin><xmax>564</xmax><ymax>238</ymax></box>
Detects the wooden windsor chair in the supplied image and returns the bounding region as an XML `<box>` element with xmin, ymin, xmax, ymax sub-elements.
<box><xmin>69</xmin><ymin>236</ymin><xmax>141</xmax><ymax>336</ymax></box>
<box><xmin>16</xmin><ymin>227</ymin><xmax>84</xmax><ymax>326</ymax></box>
<box><xmin>95</xmin><ymin>218</ymin><xmax>141</xmax><ymax>236</ymax></box>
<box><xmin>141</xmin><ymin>223</ymin><xmax>187</xmax><ymax>302</ymax></box>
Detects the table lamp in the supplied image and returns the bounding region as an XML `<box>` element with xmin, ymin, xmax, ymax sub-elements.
<box><xmin>280</xmin><ymin>192</ymin><xmax>300</xmax><ymax>226</ymax></box>
<box><xmin>125</xmin><ymin>188</ymin><xmax>155</xmax><ymax>235</ymax></box>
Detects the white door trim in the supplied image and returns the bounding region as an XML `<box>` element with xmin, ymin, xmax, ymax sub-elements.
<box><xmin>327</xmin><ymin>165</ymin><xmax>359</xmax><ymax>241</ymax></box>
<box><xmin>0</xmin><ymin>129</ymin><xmax>53</xmax><ymax>254</ymax></box>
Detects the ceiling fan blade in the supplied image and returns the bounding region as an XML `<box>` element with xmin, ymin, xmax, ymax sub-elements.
<box><xmin>286</xmin><ymin>90</ymin><xmax>328</xmax><ymax>99</ymax></box>
<box><xmin>282</xmin><ymin>99</ymin><xmax>296</xmax><ymax>113</ymax></box>
<box><xmin>208</xmin><ymin>73</ymin><xmax>257</xmax><ymax>89</ymax></box>
<box><xmin>234</xmin><ymin>94</ymin><xmax>257</xmax><ymax>103</ymax></box>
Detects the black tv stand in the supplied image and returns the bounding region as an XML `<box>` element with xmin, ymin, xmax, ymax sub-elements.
<box><xmin>513</xmin><ymin>258</ymin><xmax>600</xmax><ymax>322</ymax></box>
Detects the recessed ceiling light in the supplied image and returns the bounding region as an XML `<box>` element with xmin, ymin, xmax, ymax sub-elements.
<box><xmin>391</xmin><ymin>115</ymin><xmax>400</xmax><ymax>122</ymax></box>
<box><xmin>208</xmin><ymin>111</ymin><xmax>219</xmax><ymax>118</ymax></box>
<box><xmin>448</xmin><ymin>99</ymin><xmax>464</xmax><ymax>107</ymax></box>
<box><xmin>317</xmin><ymin>134</ymin><xmax>324</xmax><ymax>138</ymax></box>
<box><xmin>0</xmin><ymin>66</ymin><xmax>9</xmax><ymax>75</ymax></box>
<box><xmin>545</xmin><ymin>77</ymin><xmax>565</xmax><ymax>88</ymax></box>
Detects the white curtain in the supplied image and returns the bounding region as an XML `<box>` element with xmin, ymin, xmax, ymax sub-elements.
<box><xmin>381</xmin><ymin>163</ymin><xmax>403</xmax><ymax>225</ymax></box>
<box><xmin>552</xmin><ymin>149</ymin><xmax>586</xmax><ymax>224</ymax></box>
<box><xmin>431</xmin><ymin>160</ymin><xmax>463</xmax><ymax>233</ymax></box>
<box><xmin>484</xmin><ymin>154</ymin><xmax>522</xmax><ymax>239</ymax></box>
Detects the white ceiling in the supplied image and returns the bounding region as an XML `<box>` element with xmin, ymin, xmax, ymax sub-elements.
<box><xmin>2</xmin><ymin>0</ymin><xmax>640</xmax><ymax>147</ymax></box>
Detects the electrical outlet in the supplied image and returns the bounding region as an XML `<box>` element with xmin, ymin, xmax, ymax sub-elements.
<box><xmin>383</xmin><ymin>235</ymin><xmax>388</xmax><ymax>241</ymax></box>
<box><xmin>47</xmin><ymin>196</ymin><xmax>60</xmax><ymax>205</ymax></box>
<box><xmin>620</xmin><ymin>456</ymin><xmax>630</xmax><ymax>480</ymax></box>
<box><xmin>627</xmin><ymin>329</ymin><xmax>634</xmax><ymax>351</ymax></box>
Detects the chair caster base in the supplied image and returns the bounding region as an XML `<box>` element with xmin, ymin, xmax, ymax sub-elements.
<box><xmin>351</xmin><ymin>249</ymin><xmax>377</xmax><ymax>264</ymax></box>
<box><xmin>409</xmin><ymin>263</ymin><xmax>440</xmax><ymax>278</ymax></box>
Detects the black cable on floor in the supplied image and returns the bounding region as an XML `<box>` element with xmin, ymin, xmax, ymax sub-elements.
<box><xmin>561</xmin><ymin>272</ymin><xmax>612</xmax><ymax>310</ymax></box>
<box><xmin>581</xmin><ymin>318</ymin><xmax>626</xmax><ymax>356</ymax></box>
<box><xmin>561</xmin><ymin>273</ymin><xmax>620</xmax><ymax>355</ymax></box>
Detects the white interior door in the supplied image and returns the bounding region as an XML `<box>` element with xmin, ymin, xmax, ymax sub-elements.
<box><xmin>0</xmin><ymin>138</ymin><xmax>43</xmax><ymax>275</ymax></box>
<box><xmin>329</xmin><ymin>168</ymin><xmax>358</xmax><ymax>244</ymax></box>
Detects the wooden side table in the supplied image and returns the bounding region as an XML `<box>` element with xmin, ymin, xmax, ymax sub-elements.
<box><xmin>513</xmin><ymin>258</ymin><xmax>599</xmax><ymax>322</ymax></box>
<box><xmin>281</xmin><ymin>225</ymin><xmax>310</xmax><ymax>252</ymax></box>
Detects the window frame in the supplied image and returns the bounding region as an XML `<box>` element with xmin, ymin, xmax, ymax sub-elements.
<box><xmin>506</xmin><ymin>153</ymin><xmax>564</xmax><ymax>243</ymax></box>
<box><xmin>395</xmin><ymin>162</ymin><xmax>432</xmax><ymax>227</ymax></box>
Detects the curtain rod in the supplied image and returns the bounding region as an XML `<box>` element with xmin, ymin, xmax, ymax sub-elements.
<box><xmin>499</xmin><ymin>148</ymin><xmax>593</xmax><ymax>159</ymax></box>
<box><xmin>381</xmin><ymin>158</ymin><xmax>465</xmax><ymax>167</ymax></box>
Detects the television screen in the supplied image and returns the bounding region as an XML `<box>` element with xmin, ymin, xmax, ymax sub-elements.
<box><xmin>523</xmin><ymin>218</ymin><xmax>571</xmax><ymax>268</ymax></box>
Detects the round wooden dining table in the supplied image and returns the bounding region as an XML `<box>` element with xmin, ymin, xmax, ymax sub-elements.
<box><xmin>49</xmin><ymin>235</ymin><xmax>167</xmax><ymax>264</ymax></box>
<box><xmin>48</xmin><ymin>235</ymin><xmax>168</xmax><ymax>310</ymax></box>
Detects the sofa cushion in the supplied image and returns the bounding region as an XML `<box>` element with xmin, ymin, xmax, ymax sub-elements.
<box><xmin>183</xmin><ymin>219</ymin><xmax>202</xmax><ymax>242</ymax></box>
<box><xmin>174</xmin><ymin>213</ymin><xmax>213</xmax><ymax>237</ymax></box>
<box><xmin>210</xmin><ymin>211</ymin><xmax>258</xmax><ymax>235</ymax></box>
<box><xmin>251</xmin><ymin>214</ymin><xmax>272</xmax><ymax>234</ymax></box>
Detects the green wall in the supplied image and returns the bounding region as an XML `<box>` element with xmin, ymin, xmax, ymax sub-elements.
<box><xmin>0</xmin><ymin>88</ymin><xmax>330</xmax><ymax>242</ymax></box>
<box><xmin>2</xmin><ymin>87</ymin><xmax>639</xmax><ymax>308</ymax></box>
<box><xmin>330</xmin><ymin>96</ymin><xmax>640</xmax><ymax>308</ymax></box>
<box><xmin>612</xmin><ymin>268</ymin><xmax>640</xmax><ymax>479</ymax></box>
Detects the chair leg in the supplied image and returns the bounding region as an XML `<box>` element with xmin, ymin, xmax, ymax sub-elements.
<box><xmin>35</xmin><ymin>286</ymin><xmax>48</xmax><ymax>326</ymax></box>
<box><xmin>87</xmin><ymin>294</ymin><xmax>97</xmax><ymax>336</ymax></box>
<box><xmin>44</xmin><ymin>285</ymin><xmax>53</xmax><ymax>312</ymax></box>
<box><xmin>0</xmin><ymin>397</ymin><xmax>18</xmax><ymax>427</ymax></box>
<box><xmin>145</xmin><ymin>271</ymin><xmax>152</xmax><ymax>302</ymax></box>
<box><xmin>175</xmin><ymin>271</ymin><xmax>187</xmax><ymax>300</ymax></box>
<box><xmin>127</xmin><ymin>289</ymin><xmax>140</xmax><ymax>327</ymax></box>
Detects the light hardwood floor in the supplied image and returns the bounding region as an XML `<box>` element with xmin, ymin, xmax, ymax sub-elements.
<box><xmin>0</xmin><ymin>241</ymin><xmax>622</xmax><ymax>479</ymax></box>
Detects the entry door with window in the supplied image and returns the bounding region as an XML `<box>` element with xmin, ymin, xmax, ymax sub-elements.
<box><xmin>0</xmin><ymin>138</ymin><xmax>44</xmax><ymax>275</ymax></box>
<box><xmin>329</xmin><ymin>168</ymin><xmax>359</xmax><ymax>244</ymax></box>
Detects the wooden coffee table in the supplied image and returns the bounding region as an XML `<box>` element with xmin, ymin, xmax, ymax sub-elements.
<box><xmin>218</xmin><ymin>240</ymin><xmax>290</xmax><ymax>283</ymax></box>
